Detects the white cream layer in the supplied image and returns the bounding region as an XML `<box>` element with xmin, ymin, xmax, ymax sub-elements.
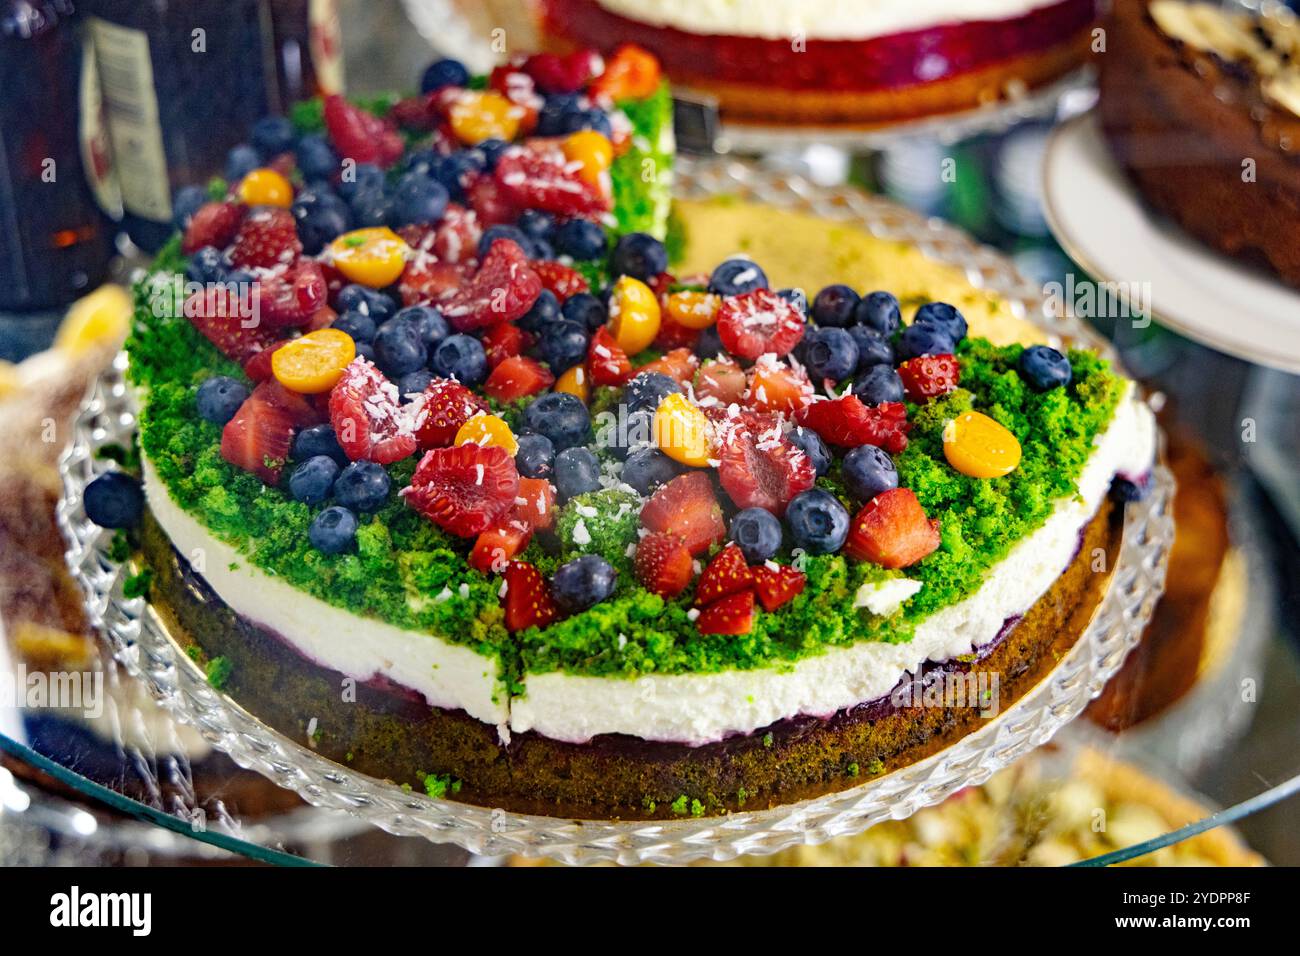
<box><xmin>140</xmin><ymin>457</ymin><xmax>509</xmax><ymax>729</ymax></box>
<box><xmin>509</xmin><ymin>385</ymin><xmax>1155</xmax><ymax>745</ymax></box>
<box><xmin>593</xmin><ymin>0</ymin><xmax>1064</xmax><ymax>41</ymax></box>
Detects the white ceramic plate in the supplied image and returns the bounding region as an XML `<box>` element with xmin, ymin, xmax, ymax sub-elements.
<box><xmin>1042</xmin><ymin>112</ymin><xmax>1300</xmax><ymax>374</ymax></box>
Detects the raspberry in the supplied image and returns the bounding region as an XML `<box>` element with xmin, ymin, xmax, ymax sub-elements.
<box><xmin>795</xmin><ymin>396</ymin><xmax>910</xmax><ymax>453</ymax></box>
<box><xmin>492</xmin><ymin>145</ymin><xmax>610</xmax><ymax>219</ymax></box>
<box><xmin>717</xmin><ymin>428</ymin><xmax>815</xmax><ymax>517</ymax></box>
<box><xmin>897</xmin><ymin>354</ymin><xmax>960</xmax><ymax>402</ymax></box>
<box><xmin>441</xmin><ymin>238</ymin><xmax>542</xmax><ymax>331</ymax></box>
<box><xmin>182</xmin><ymin>201</ymin><xmax>244</xmax><ymax>254</ymax></box>
<box><xmin>398</xmin><ymin>257</ymin><xmax>470</xmax><ymax>308</ymax></box>
<box><xmin>229</xmin><ymin>207</ymin><xmax>302</xmax><ymax>270</ymax></box>
<box><xmin>256</xmin><ymin>260</ymin><xmax>328</xmax><ymax>329</ymax></box>
<box><xmin>715</xmin><ymin>288</ymin><xmax>806</xmax><ymax>360</ymax></box>
<box><xmin>410</xmin><ymin>377</ymin><xmax>487</xmax><ymax>448</ymax></box>
<box><xmin>402</xmin><ymin>443</ymin><xmax>520</xmax><ymax>538</ymax></box>
<box><xmin>465</xmin><ymin>173</ymin><xmax>519</xmax><ymax>228</ymax></box>
<box><xmin>327</xmin><ymin>358</ymin><xmax>418</xmax><ymax>464</ymax></box>
<box><xmin>323</xmin><ymin>94</ymin><xmax>404</xmax><ymax>168</ymax></box>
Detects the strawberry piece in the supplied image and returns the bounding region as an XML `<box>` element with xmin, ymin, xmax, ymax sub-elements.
<box><xmin>522</xmin><ymin>50</ymin><xmax>603</xmax><ymax>94</ymax></box>
<box><xmin>254</xmin><ymin>379</ymin><xmax>326</xmax><ymax>428</ymax></box>
<box><xmin>323</xmin><ymin>94</ymin><xmax>404</xmax><ymax>168</ymax></box>
<box><xmin>795</xmin><ymin>396</ymin><xmax>910</xmax><ymax>453</ymax></box>
<box><xmin>697</xmin><ymin>589</ymin><xmax>755</xmax><ymax>636</ymax></box>
<box><xmin>717</xmin><ymin>429</ymin><xmax>815</xmax><ymax>516</ymax></box>
<box><xmin>531</xmin><ymin>259</ymin><xmax>589</xmax><ymax>301</ymax></box>
<box><xmin>634</xmin><ymin>532</ymin><xmax>694</xmax><ymax>599</ymax></box>
<box><xmin>305</xmin><ymin>303</ymin><xmax>339</xmax><ymax>332</ymax></box>
<box><xmin>516</xmin><ymin>477</ymin><xmax>556</xmax><ymax>531</ymax></box>
<box><xmin>182</xmin><ymin>201</ymin><xmax>244</xmax><ymax>254</ymax></box>
<box><xmin>388</xmin><ymin>92</ymin><xmax>441</xmax><ymax>132</ymax></box>
<box><xmin>482</xmin><ymin>322</ymin><xmax>529</xmax><ymax>369</ymax></box>
<box><xmin>694</xmin><ymin>359</ymin><xmax>747</xmax><ymax>407</ymax></box>
<box><xmin>183</xmin><ymin>284</ymin><xmax>280</xmax><ymax>363</ymax></box>
<box><xmin>751</xmin><ymin>564</ymin><xmax>806</xmax><ymax>612</ymax></box>
<box><xmin>243</xmin><ymin>340</ymin><xmax>288</xmax><ymax>383</ymax></box>
<box><xmin>229</xmin><ymin>207</ymin><xmax>301</xmax><ymax>270</ymax></box>
<box><xmin>411</xmin><ymin>377</ymin><xmax>487</xmax><ymax>448</ymax></box>
<box><xmin>652</xmin><ymin>312</ymin><xmax>701</xmax><ymax>351</ymax></box>
<box><xmin>220</xmin><ymin>392</ymin><xmax>295</xmax><ymax>485</ymax></box>
<box><xmin>747</xmin><ymin>356</ymin><xmax>813</xmax><ymax>414</ymax></box>
<box><xmin>844</xmin><ymin>488</ymin><xmax>941</xmax><ymax>569</ymax></box>
<box><xmin>398</xmin><ymin>258</ymin><xmax>469</xmax><ymax>307</ymax></box>
<box><xmin>638</xmin><ymin>347</ymin><xmax>698</xmax><ymax>386</ymax></box>
<box><xmin>492</xmin><ymin>145</ymin><xmax>610</xmax><ymax>218</ymax></box>
<box><xmin>327</xmin><ymin>359</ymin><xmax>418</xmax><ymax>464</ymax></box>
<box><xmin>715</xmin><ymin>288</ymin><xmax>806</xmax><ymax>360</ymax></box>
<box><xmin>484</xmin><ymin>355</ymin><xmax>554</xmax><ymax>402</ymax></box>
<box><xmin>442</xmin><ymin>239</ymin><xmax>542</xmax><ymax>331</ymax></box>
<box><xmin>640</xmin><ymin>472</ymin><xmax>726</xmax><ymax>556</ymax></box>
<box><xmin>432</xmin><ymin>203</ymin><xmax>481</xmax><ymax>264</ymax></box>
<box><xmin>587</xmin><ymin>327</ymin><xmax>632</xmax><ymax>386</ymax></box>
<box><xmin>897</xmin><ymin>354</ymin><xmax>960</xmax><ymax>402</ymax></box>
<box><xmin>503</xmin><ymin>560</ymin><xmax>561</xmax><ymax>631</ymax></box>
<box><xmin>470</xmin><ymin>514</ymin><xmax>533</xmax><ymax>574</ymax></box>
<box><xmin>465</xmin><ymin>173</ymin><xmax>519</xmax><ymax>228</ymax></box>
<box><xmin>402</xmin><ymin>443</ymin><xmax>520</xmax><ymax>537</ymax></box>
<box><xmin>694</xmin><ymin>543</ymin><xmax>753</xmax><ymax>607</ymax></box>
<box><xmin>256</xmin><ymin>260</ymin><xmax>328</xmax><ymax>329</ymax></box>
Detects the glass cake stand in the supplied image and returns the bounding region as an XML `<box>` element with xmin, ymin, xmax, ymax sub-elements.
<box><xmin>53</xmin><ymin>158</ymin><xmax>1177</xmax><ymax>866</ymax></box>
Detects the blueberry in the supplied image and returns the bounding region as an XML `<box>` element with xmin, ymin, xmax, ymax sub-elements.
<box><xmin>83</xmin><ymin>472</ymin><xmax>143</xmax><ymax>529</ymax></box>
<box><xmin>855</xmin><ymin>291</ymin><xmax>901</xmax><ymax>335</ymax></box>
<box><xmin>172</xmin><ymin>185</ymin><xmax>207</xmax><ymax>230</ymax></box>
<box><xmin>195</xmin><ymin>375</ymin><xmax>249</xmax><ymax>425</ymax></box>
<box><xmin>620</xmin><ymin>447</ymin><xmax>679</xmax><ymax>494</ymax></box>
<box><xmin>848</xmin><ymin>326</ymin><xmax>894</xmax><ymax>372</ymax></box>
<box><xmin>478</xmin><ymin>223</ymin><xmax>531</xmax><ymax>259</ymax></box>
<box><xmin>334</xmin><ymin>460</ymin><xmax>391</xmax><ymax>513</ymax></box>
<box><xmin>786</xmin><ymin>426</ymin><xmax>831</xmax><ymax>477</ymax></box>
<box><xmin>852</xmin><ymin>366</ymin><xmax>905</xmax><ymax>406</ymax></box>
<box><xmin>309</xmin><ymin>505</ymin><xmax>358</xmax><ymax>554</ymax></box>
<box><xmin>397</xmin><ymin>369</ymin><xmax>433</xmax><ymax>401</ymax></box>
<box><xmin>426</xmin><ymin>152</ymin><xmax>477</xmax><ymax>200</ymax></box>
<box><xmin>897</xmin><ymin>322</ymin><xmax>956</xmax><ymax>361</ymax></box>
<box><xmin>784</xmin><ymin>489</ymin><xmax>850</xmax><ymax>556</ymax></box>
<box><xmin>185</xmin><ymin>246</ymin><xmax>229</xmax><ymax>285</ymax></box>
<box><xmin>708</xmin><ymin>257</ymin><xmax>768</xmax><ymax>296</ymax></box>
<box><xmin>430</xmin><ymin>334</ymin><xmax>488</xmax><ymax>386</ymax></box>
<box><xmin>336</xmin><ymin>285</ymin><xmax>396</xmax><ymax>321</ymax></box>
<box><xmin>604</xmin><ymin>410</ymin><xmax>653</xmax><ymax>460</ymax></box>
<box><xmin>558</xmin><ymin>107</ymin><xmax>612</xmax><ymax>139</ymax></box>
<box><xmin>553</xmin><ymin>218</ymin><xmax>607</xmax><ymax>260</ymax></box>
<box><xmin>420</xmin><ymin>57</ymin><xmax>470</xmax><ymax>93</ymax></box>
<box><xmin>337</xmin><ymin>163</ymin><xmax>385</xmax><ymax>201</ymax></box>
<box><xmin>695</xmin><ymin>325</ymin><xmax>724</xmax><ymax>360</ymax></box>
<box><xmin>842</xmin><ymin>445</ymin><xmax>899</xmax><ymax>503</ymax></box>
<box><xmin>292</xmin><ymin>424</ymin><xmax>348</xmax><ymax>465</ymax></box>
<box><xmin>395</xmin><ymin>305</ymin><xmax>448</xmax><ymax>349</ymax></box>
<box><xmin>611</xmin><ymin>232</ymin><xmax>668</xmax><ymax>282</ymax></box>
<box><xmin>540</xmin><ymin>321</ymin><xmax>590</xmax><ymax>373</ymax></box>
<box><xmin>295</xmin><ymin>133</ymin><xmax>339</xmax><ymax>182</ymax></box>
<box><xmin>289</xmin><ymin>455</ymin><xmax>339</xmax><ymax>505</ymax></box>
<box><xmin>517</xmin><ymin>209</ymin><xmax>555</xmax><ymax>241</ymax></box>
<box><xmin>332</xmin><ymin>310</ymin><xmax>377</xmax><ymax>344</ymax></box>
<box><xmin>913</xmin><ymin>302</ymin><xmax>967</xmax><ymax>343</ymax></box>
<box><xmin>1018</xmin><ymin>344</ymin><xmax>1073</xmax><ymax>392</ymax></box>
<box><xmin>624</xmin><ymin>371</ymin><xmax>681</xmax><ymax>414</ymax></box>
<box><xmin>532</xmin><ymin>237</ymin><xmax>557</xmax><ymax>261</ymax></box>
<box><xmin>249</xmin><ymin>114</ymin><xmax>293</xmax><ymax>157</ymax></box>
<box><xmin>392</xmin><ymin>173</ymin><xmax>449</xmax><ymax>227</ymax></box>
<box><xmin>561</xmin><ymin>292</ymin><xmax>607</xmax><ymax>332</ymax></box>
<box><xmin>802</xmin><ymin>327</ymin><xmax>859</xmax><ymax>383</ymax></box>
<box><xmin>536</xmin><ymin>95</ymin><xmax>585</xmax><ymax>136</ymax></box>
<box><xmin>373</xmin><ymin>318</ymin><xmax>428</xmax><ymax>376</ymax></box>
<box><xmin>517</xmin><ymin>289</ymin><xmax>561</xmax><ymax>336</ymax></box>
<box><xmin>554</xmin><ymin>446</ymin><xmax>602</xmax><ymax>500</ymax></box>
<box><xmin>515</xmin><ymin>433</ymin><xmax>556</xmax><ymax>479</ymax></box>
<box><xmin>225</xmin><ymin>144</ymin><xmax>261</xmax><ymax>182</ymax></box>
<box><xmin>477</xmin><ymin>138</ymin><xmax>509</xmax><ymax>170</ymax></box>
<box><xmin>523</xmin><ymin>392</ymin><xmax>593</xmax><ymax>451</ymax></box>
<box><xmin>349</xmin><ymin>189</ymin><xmax>395</xmax><ymax>228</ymax></box>
<box><xmin>812</xmin><ymin>284</ymin><xmax>860</xmax><ymax>328</ymax></box>
<box><xmin>551</xmin><ymin>555</ymin><xmax>618</xmax><ymax>612</ymax></box>
<box><xmin>729</xmin><ymin>508</ymin><xmax>783</xmax><ymax>563</ymax></box>
<box><xmin>776</xmin><ymin>288</ymin><xmax>808</xmax><ymax>316</ymax></box>
<box><xmin>355</xmin><ymin>342</ymin><xmax>376</xmax><ymax>363</ymax></box>
<box><xmin>292</xmin><ymin>189</ymin><xmax>352</xmax><ymax>255</ymax></box>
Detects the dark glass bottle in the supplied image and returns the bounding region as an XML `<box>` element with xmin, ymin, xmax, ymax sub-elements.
<box><xmin>0</xmin><ymin>0</ymin><xmax>114</xmax><ymax>312</ymax></box>
<box><xmin>265</xmin><ymin>0</ymin><xmax>344</xmax><ymax>111</ymax></box>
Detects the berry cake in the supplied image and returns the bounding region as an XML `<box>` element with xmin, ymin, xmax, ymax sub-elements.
<box><xmin>96</xmin><ymin>49</ymin><xmax>1156</xmax><ymax>822</ymax></box>
<box><xmin>542</xmin><ymin>0</ymin><xmax>1099</xmax><ymax>126</ymax></box>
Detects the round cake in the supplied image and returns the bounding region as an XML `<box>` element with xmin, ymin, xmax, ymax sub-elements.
<box><xmin>1099</xmin><ymin>0</ymin><xmax>1300</xmax><ymax>289</ymax></box>
<box><xmin>542</xmin><ymin>0</ymin><xmax>1099</xmax><ymax>126</ymax></box>
<box><xmin>91</xmin><ymin>48</ymin><xmax>1158</xmax><ymax>822</ymax></box>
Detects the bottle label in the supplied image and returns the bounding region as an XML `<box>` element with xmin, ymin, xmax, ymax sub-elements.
<box><xmin>310</xmin><ymin>0</ymin><xmax>345</xmax><ymax>95</ymax></box>
<box><xmin>88</xmin><ymin>16</ymin><xmax>171</xmax><ymax>223</ymax></box>
<box><xmin>79</xmin><ymin>29</ymin><xmax>123</xmax><ymax>220</ymax></box>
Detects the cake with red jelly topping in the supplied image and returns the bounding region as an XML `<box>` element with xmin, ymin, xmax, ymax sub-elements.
<box><xmin>542</xmin><ymin>0</ymin><xmax>1099</xmax><ymax>126</ymax></box>
<box><xmin>87</xmin><ymin>47</ymin><xmax>1158</xmax><ymax>820</ymax></box>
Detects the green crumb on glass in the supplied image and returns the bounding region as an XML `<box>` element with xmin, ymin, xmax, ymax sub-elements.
<box><xmin>108</xmin><ymin>530</ymin><xmax>131</xmax><ymax>563</ymax></box>
<box><xmin>642</xmin><ymin>796</ymin><xmax>657</xmax><ymax>814</ymax></box>
<box><xmin>204</xmin><ymin>656</ymin><xmax>232</xmax><ymax>690</ymax></box>
<box><xmin>95</xmin><ymin>442</ymin><xmax>139</xmax><ymax>470</ymax></box>
<box><xmin>185</xmin><ymin>645</ymin><xmax>203</xmax><ymax>663</ymax></box>
<box><xmin>690</xmin><ymin>799</ymin><xmax>705</xmax><ymax>818</ymax></box>
<box><xmin>345</xmin><ymin>752</ymin><xmax>354</xmax><ymax>763</ymax></box>
<box><xmin>122</xmin><ymin>569</ymin><xmax>153</xmax><ymax>599</ymax></box>
<box><xmin>736</xmin><ymin>788</ymin><xmax>749</xmax><ymax>807</ymax></box>
<box><xmin>763</xmin><ymin>732</ymin><xmax>775</xmax><ymax>749</ymax></box>
<box><xmin>670</xmin><ymin>795</ymin><xmax>689</xmax><ymax>816</ymax></box>
<box><xmin>846</xmin><ymin>763</ymin><xmax>860</xmax><ymax>778</ymax></box>
<box><xmin>205</xmin><ymin>177</ymin><xmax>227</xmax><ymax>201</ymax></box>
<box><xmin>865</xmin><ymin>758</ymin><xmax>885</xmax><ymax>776</ymax></box>
<box><xmin>420</xmin><ymin>773</ymin><xmax>461</xmax><ymax>799</ymax></box>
